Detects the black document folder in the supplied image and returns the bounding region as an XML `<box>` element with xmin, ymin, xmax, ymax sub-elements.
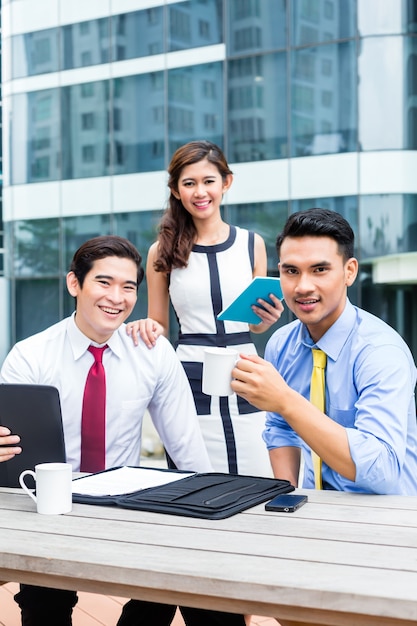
<box><xmin>0</xmin><ymin>384</ymin><xmax>66</xmax><ymax>487</ymax></box>
<box><xmin>72</xmin><ymin>466</ymin><xmax>294</xmax><ymax>519</ymax></box>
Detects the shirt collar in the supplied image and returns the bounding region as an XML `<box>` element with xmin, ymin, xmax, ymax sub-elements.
<box><xmin>67</xmin><ymin>313</ymin><xmax>124</xmax><ymax>360</ymax></box>
<box><xmin>300</xmin><ymin>299</ymin><xmax>356</xmax><ymax>362</ymax></box>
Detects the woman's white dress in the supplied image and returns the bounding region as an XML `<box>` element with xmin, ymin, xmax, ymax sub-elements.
<box><xmin>169</xmin><ymin>225</ymin><xmax>272</xmax><ymax>476</ymax></box>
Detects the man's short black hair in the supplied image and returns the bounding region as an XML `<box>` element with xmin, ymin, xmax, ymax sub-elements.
<box><xmin>70</xmin><ymin>235</ymin><xmax>144</xmax><ymax>288</ymax></box>
<box><xmin>276</xmin><ymin>208</ymin><xmax>355</xmax><ymax>261</ymax></box>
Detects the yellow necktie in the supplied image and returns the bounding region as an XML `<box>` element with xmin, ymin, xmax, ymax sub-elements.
<box><xmin>310</xmin><ymin>349</ymin><xmax>327</xmax><ymax>490</ymax></box>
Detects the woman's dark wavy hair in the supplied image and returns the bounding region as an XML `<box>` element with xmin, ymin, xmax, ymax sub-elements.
<box><xmin>276</xmin><ymin>208</ymin><xmax>355</xmax><ymax>262</ymax></box>
<box><xmin>70</xmin><ymin>235</ymin><xmax>144</xmax><ymax>287</ymax></box>
<box><xmin>154</xmin><ymin>140</ymin><xmax>233</xmax><ymax>273</ymax></box>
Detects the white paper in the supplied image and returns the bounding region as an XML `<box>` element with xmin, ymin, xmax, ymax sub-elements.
<box><xmin>72</xmin><ymin>466</ymin><xmax>194</xmax><ymax>497</ymax></box>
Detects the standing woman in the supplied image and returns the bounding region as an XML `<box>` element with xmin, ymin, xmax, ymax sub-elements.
<box><xmin>128</xmin><ymin>140</ymin><xmax>283</xmax><ymax>476</ymax></box>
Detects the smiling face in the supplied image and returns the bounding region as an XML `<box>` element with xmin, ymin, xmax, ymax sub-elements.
<box><xmin>172</xmin><ymin>158</ymin><xmax>232</xmax><ymax>222</ymax></box>
<box><xmin>279</xmin><ymin>235</ymin><xmax>358</xmax><ymax>342</ymax></box>
<box><xmin>66</xmin><ymin>256</ymin><xmax>138</xmax><ymax>344</ymax></box>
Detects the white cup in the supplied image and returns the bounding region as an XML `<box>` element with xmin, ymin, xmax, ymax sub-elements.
<box><xmin>19</xmin><ymin>462</ymin><xmax>73</xmax><ymax>515</ymax></box>
<box><xmin>202</xmin><ymin>347</ymin><xmax>238</xmax><ymax>396</ymax></box>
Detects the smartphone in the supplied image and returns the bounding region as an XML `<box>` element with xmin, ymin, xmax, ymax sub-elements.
<box><xmin>265</xmin><ymin>493</ymin><xmax>308</xmax><ymax>513</ymax></box>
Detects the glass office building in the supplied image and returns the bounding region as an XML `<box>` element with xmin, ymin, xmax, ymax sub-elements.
<box><xmin>1</xmin><ymin>0</ymin><xmax>417</xmax><ymax>362</ymax></box>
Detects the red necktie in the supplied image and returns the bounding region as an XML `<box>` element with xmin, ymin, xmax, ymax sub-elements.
<box><xmin>80</xmin><ymin>345</ymin><xmax>108</xmax><ymax>472</ymax></box>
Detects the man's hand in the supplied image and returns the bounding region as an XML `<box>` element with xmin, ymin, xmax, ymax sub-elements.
<box><xmin>233</xmin><ymin>356</ymin><xmax>356</xmax><ymax>482</ymax></box>
<box><xmin>0</xmin><ymin>426</ymin><xmax>21</xmax><ymax>462</ymax></box>
<box><xmin>249</xmin><ymin>293</ymin><xmax>285</xmax><ymax>334</ymax></box>
<box><xmin>231</xmin><ymin>353</ymin><xmax>289</xmax><ymax>412</ymax></box>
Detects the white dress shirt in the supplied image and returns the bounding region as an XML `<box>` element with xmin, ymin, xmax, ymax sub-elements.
<box><xmin>0</xmin><ymin>314</ymin><xmax>212</xmax><ymax>473</ymax></box>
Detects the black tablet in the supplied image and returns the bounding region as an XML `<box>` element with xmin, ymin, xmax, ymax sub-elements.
<box><xmin>0</xmin><ymin>384</ymin><xmax>66</xmax><ymax>487</ymax></box>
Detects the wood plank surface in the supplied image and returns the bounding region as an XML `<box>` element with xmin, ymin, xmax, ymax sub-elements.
<box><xmin>1</xmin><ymin>487</ymin><xmax>417</xmax><ymax>625</ymax></box>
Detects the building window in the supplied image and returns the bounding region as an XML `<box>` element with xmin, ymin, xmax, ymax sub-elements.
<box><xmin>234</xmin><ymin>27</ymin><xmax>262</xmax><ymax>51</ymax></box>
<box><xmin>229</xmin><ymin>56</ymin><xmax>263</xmax><ymax>79</ymax></box>
<box><xmin>204</xmin><ymin>113</ymin><xmax>216</xmax><ymax>130</ymax></box>
<box><xmin>300</xmin><ymin>25</ymin><xmax>319</xmax><ymax>43</ymax></box>
<box><xmin>169</xmin><ymin>74</ymin><xmax>193</xmax><ymax>103</ymax></box>
<box><xmin>81</xmin><ymin>113</ymin><xmax>95</xmax><ymax>130</ymax></box>
<box><xmin>116</xmin><ymin>14</ymin><xmax>126</xmax><ymax>35</ymax></box>
<box><xmin>324</xmin><ymin>1</ymin><xmax>334</xmax><ymax>20</ymax></box>
<box><xmin>295</xmin><ymin>54</ymin><xmax>316</xmax><ymax>81</ymax></box>
<box><xmin>169</xmin><ymin>107</ymin><xmax>194</xmax><ymax>133</ymax></box>
<box><xmin>31</xmin><ymin>156</ymin><xmax>50</xmax><ymax>178</ymax></box>
<box><xmin>34</xmin><ymin>96</ymin><xmax>52</xmax><ymax>122</ymax></box>
<box><xmin>202</xmin><ymin>80</ymin><xmax>216</xmax><ymax>99</ymax></box>
<box><xmin>199</xmin><ymin>20</ymin><xmax>210</xmax><ymax>39</ymax></box>
<box><xmin>81</xmin><ymin>51</ymin><xmax>92</xmax><ymax>66</ymax></box>
<box><xmin>152</xmin><ymin>106</ymin><xmax>164</xmax><ymax>124</ymax></box>
<box><xmin>33</xmin><ymin>38</ymin><xmax>51</xmax><ymax>65</ymax></box>
<box><xmin>300</xmin><ymin>0</ymin><xmax>319</xmax><ymax>22</ymax></box>
<box><xmin>80</xmin><ymin>83</ymin><xmax>95</xmax><ymax>98</ymax></box>
<box><xmin>321</xmin><ymin>58</ymin><xmax>332</xmax><ymax>76</ymax></box>
<box><xmin>115</xmin><ymin>141</ymin><xmax>124</xmax><ymax>165</ymax></box>
<box><xmin>113</xmin><ymin>108</ymin><xmax>122</xmax><ymax>132</ymax></box>
<box><xmin>233</xmin><ymin>0</ymin><xmax>261</xmax><ymax>19</ymax></box>
<box><xmin>152</xmin><ymin>141</ymin><xmax>164</xmax><ymax>158</ymax></box>
<box><xmin>170</xmin><ymin>8</ymin><xmax>191</xmax><ymax>43</ymax></box>
<box><xmin>82</xmin><ymin>145</ymin><xmax>95</xmax><ymax>162</ymax></box>
<box><xmin>151</xmin><ymin>72</ymin><xmax>164</xmax><ymax>91</ymax></box>
<box><xmin>79</xmin><ymin>22</ymin><xmax>90</xmax><ymax>35</ymax></box>
<box><xmin>33</xmin><ymin>127</ymin><xmax>51</xmax><ymax>150</ymax></box>
<box><xmin>293</xmin><ymin>85</ymin><xmax>314</xmax><ymax>112</ymax></box>
<box><xmin>230</xmin><ymin>85</ymin><xmax>254</xmax><ymax>110</ymax></box>
<box><xmin>149</xmin><ymin>43</ymin><xmax>160</xmax><ymax>55</ymax></box>
<box><xmin>147</xmin><ymin>8</ymin><xmax>160</xmax><ymax>25</ymax></box>
<box><xmin>321</xmin><ymin>90</ymin><xmax>333</xmax><ymax>107</ymax></box>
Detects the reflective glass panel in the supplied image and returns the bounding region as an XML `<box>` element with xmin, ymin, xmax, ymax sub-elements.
<box><xmin>12</xmin><ymin>218</ymin><xmax>60</xmax><ymax>277</ymax></box>
<box><xmin>227</xmin><ymin>0</ymin><xmax>287</xmax><ymax>55</ymax></box>
<box><xmin>111</xmin><ymin>7</ymin><xmax>164</xmax><ymax>61</ymax></box>
<box><xmin>63</xmin><ymin>214</ymin><xmax>111</xmax><ymax>271</ymax></box>
<box><xmin>359</xmin><ymin>194</ymin><xmax>417</xmax><ymax>259</ymax></box>
<box><xmin>61</xmin><ymin>81</ymin><xmax>110</xmax><ymax>179</ymax></box>
<box><xmin>113</xmin><ymin>210</ymin><xmax>165</xmax><ymax>321</ymax></box>
<box><xmin>12</xmin><ymin>29</ymin><xmax>59</xmax><ymax>78</ymax></box>
<box><xmin>228</xmin><ymin>52</ymin><xmax>287</xmax><ymax>162</ymax></box>
<box><xmin>111</xmin><ymin>73</ymin><xmax>166</xmax><ymax>174</ymax></box>
<box><xmin>113</xmin><ymin>210</ymin><xmax>163</xmax><ymax>259</ymax></box>
<box><xmin>168</xmin><ymin>0</ymin><xmax>223</xmax><ymax>52</ymax></box>
<box><xmin>291</xmin><ymin>0</ymin><xmax>356</xmax><ymax>46</ymax></box>
<box><xmin>61</xmin><ymin>18</ymin><xmax>110</xmax><ymax>70</ymax></box>
<box><xmin>11</xmin><ymin>90</ymin><xmax>61</xmax><ymax>184</ymax></box>
<box><xmin>15</xmin><ymin>279</ymin><xmax>61</xmax><ymax>341</ymax></box>
<box><xmin>358</xmin><ymin>0</ymin><xmax>417</xmax><ymax>36</ymax></box>
<box><xmin>358</xmin><ymin>36</ymin><xmax>417</xmax><ymax>150</ymax></box>
<box><xmin>291</xmin><ymin>41</ymin><xmax>357</xmax><ymax>156</ymax></box>
<box><xmin>225</xmin><ymin>201</ymin><xmax>288</xmax><ymax>270</ymax></box>
<box><xmin>360</xmin><ymin>280</ymin><xmax>417</xmax><ymax>358</ymax></box>
<box><xmin>168</xmin><ymin>62</ymin><xmax>223</xmax><ymax>155</ymax></box>
<box><xmin>290</xmin><ymin>196</ymin><xmax>358</xmax><ymax>236</ymax></box>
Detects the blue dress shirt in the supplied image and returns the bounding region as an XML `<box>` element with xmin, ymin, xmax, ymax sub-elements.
<box><xmin>263</xmin><ymin>300</ymin><xmax>417</xmax><ymax>494</ymax></box>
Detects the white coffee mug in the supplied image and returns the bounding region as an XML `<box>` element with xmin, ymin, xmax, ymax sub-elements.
<box><xmin>19</xmin><ymin>462</ymin><xmax>73</xmax><ymax>515</ymax></box>
<box><xmin>202</xmin><ymin>347</ymin><xmax>238</xmax><ymax>397</ymax></box>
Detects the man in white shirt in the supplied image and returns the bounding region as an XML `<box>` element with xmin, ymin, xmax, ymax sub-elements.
<box><xmin>0</xmin><ymin>236</ymin><xmax>244</xmax><ymax>626</ymax></box>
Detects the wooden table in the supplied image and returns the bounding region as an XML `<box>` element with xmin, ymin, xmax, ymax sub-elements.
<box><xmin>0</xmin><ymin>485</ymin><xmax>417</xmax><ymax>626</ymax></box>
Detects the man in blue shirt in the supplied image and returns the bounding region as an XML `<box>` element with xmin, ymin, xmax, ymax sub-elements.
<box><xmin>233</xmin><ymin>208</ymin><xmax>417</xmax><ymax>494</ymax></box>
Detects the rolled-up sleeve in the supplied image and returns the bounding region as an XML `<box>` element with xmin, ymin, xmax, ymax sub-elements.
<box><xmin>346</xmin><ymin>344</ymin><xmax>415</xmax><ymax>493</ymax></box>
